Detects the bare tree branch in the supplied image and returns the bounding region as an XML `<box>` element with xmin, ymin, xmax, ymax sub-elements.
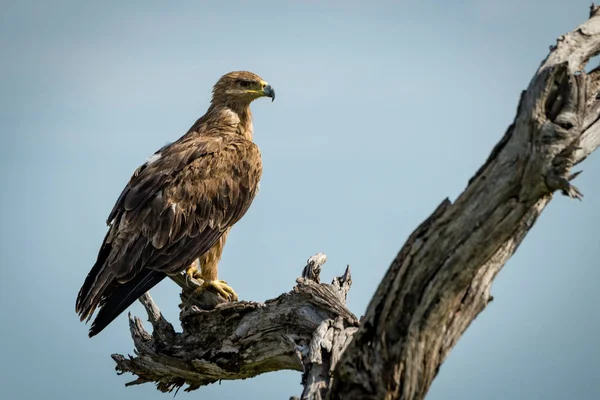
<box><xmin>112</xmin><ymin>254</ymin><xmax>359</xmax><ymax>396</ymax></box>
<box><xmin>110</xmin><ymin>6</ymin><xmax>600</xmax><ymax>400</ymax></box>
<box><xmin>328</xmin><ymin>5</ymin><xmax>600</xmax><ymax>400</ymax></box>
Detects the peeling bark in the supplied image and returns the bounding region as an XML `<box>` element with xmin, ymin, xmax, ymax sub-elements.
<box><xmin>112</xmin><ymin>254</ymin><xmax>358</xmax><ymax>397</ymax></box>
<box><xmin>329</xmin><ymin>5</ymin><xmax>600</xmax><ymax>400</ymax></box>
<box><xmin>111</xmin><ymin>6</ymin><xmax>600</xmax><ymax>400</ymax></box>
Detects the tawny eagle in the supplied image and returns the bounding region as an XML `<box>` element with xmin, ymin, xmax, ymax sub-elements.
<box><xmin>75</xmin><ymin>71</ymin><xmax>274</xmax><ymax>337</ymax></box>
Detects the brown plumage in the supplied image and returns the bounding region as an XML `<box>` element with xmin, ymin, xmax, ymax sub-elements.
<box><xmin>75</xmin><ymin>71</ymin><xmax>274</xmax><ymax>337</ymax></box>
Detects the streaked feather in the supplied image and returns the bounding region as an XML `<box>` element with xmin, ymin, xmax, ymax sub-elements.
<box><xmin>76</xmin><ymin>71</ymin><xmax>266</xmax><ymax>337</ymax></box>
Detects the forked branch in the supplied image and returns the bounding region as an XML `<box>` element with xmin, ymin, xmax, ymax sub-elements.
<box><xmin>112</xmin><ymin>254</ymin><xmax>358</xmax><ymax>398</ymax></box>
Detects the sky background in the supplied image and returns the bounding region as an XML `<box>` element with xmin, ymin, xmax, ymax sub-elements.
<box><xmin>1</xmin><ymin>1</ymin><xmax>599</xmax><ymax>399</ymax></box>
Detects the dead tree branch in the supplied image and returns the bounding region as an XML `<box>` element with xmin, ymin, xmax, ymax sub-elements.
<box><xmin>328</xmin><ymin>5</ymin><xmax>600</xmax><ymax>400</ymax></box>
<box><xmin>111</xmin><ymin>6</ymin><xmax>600</xmax><ymax>400</ymax></box>
<box><xmin>112</xmin><ymin>254</ymin><xmax>358</xmax><ymax>397</ymax></box>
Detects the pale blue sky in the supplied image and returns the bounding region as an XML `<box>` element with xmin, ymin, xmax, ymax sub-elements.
<box><xmin>1</xmin><ymin>1</ymin><xmax>599</xmax><ymax>399</ymax></box>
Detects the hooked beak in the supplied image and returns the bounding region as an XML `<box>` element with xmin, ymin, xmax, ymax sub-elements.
<box><xmin>262</xmin><ymin>84</ymin><xmax>275</xmax><ymax>102</ymax></box>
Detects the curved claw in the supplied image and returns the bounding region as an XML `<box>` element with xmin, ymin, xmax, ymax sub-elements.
<box><xmin>185</xmin><ymin>262</ymin><xmax>202</xmax><ymax>282</ymax></box>
<box><xmin>195</xmin><ymin>280</ymin><xmax>238</xmax><ymax>302</ymax></box>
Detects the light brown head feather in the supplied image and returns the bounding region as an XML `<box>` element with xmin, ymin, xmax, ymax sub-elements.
<box><xmin>211</xmin><ymin>71</ymin><xmax>275</xmax><ymax>110</ymax></box>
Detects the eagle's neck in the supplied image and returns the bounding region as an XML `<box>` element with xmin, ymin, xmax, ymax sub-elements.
<box><xmin>206</xmin><ymin>104</ymin><xmax>253</xmax><ymax>141</ymax></box>
<box><xmin>234</xmin><ymin>106</ymin><xmax>253</xmax><ymax>141</ymax></box>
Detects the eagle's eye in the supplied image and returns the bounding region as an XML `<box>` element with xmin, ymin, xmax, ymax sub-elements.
<box><xmin>238</xmin><ymin>80</ymin><xmax>252</xmax><ymax>88</ymax></box>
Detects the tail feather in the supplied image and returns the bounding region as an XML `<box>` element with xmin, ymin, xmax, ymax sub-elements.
<box><xmin>76</xmin><ymin>233</ymin><xmax>113</xmax><ymax>320</ymax></box>
<box><xmin>88</xmin><ymin>269</ymin><xmax>166</xmax><ymax>337</ymax></box>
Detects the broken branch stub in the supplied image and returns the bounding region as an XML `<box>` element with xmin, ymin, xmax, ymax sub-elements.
<box><xmin>112</xmin><ymin>253</ymin><xmax>358</xmax><ymax>397</ymax></box>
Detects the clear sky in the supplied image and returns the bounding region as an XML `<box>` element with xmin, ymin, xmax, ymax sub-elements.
<box><xmin>1</xmin><ymin>1</ymin><xmax>599</xmax><ymax>399</ymax></box>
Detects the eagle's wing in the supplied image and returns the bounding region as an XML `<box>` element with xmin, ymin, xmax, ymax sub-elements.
<box><xmin>76</xmin><ymin>134</ymin><xmax>262</xmax><ymax>336</ymax></box>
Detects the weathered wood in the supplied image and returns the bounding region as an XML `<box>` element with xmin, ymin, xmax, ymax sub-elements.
<box><xmin>110</xmin><ymin>6</ymin><xmax>600</xmax><ymax>400</ymax></box>
<box><xmin>327</xmin><ymin>5</ymin><xmax>600</xmax><ymax>400</ymax></box>
<box><xmin>112</xmin><ymin>254</ymin><xmax>359</xmax><ymax>395</ymax></box>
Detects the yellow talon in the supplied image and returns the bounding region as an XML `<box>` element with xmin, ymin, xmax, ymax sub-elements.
<box><xmin>194</xmin><ymin>279</ymin><xmax>238</xmax><ymax>302</ymax></box>
<box><xmin>185</xmin><ymin>260</ymin><xmax>202</xmax><ymax>281</ymax></box>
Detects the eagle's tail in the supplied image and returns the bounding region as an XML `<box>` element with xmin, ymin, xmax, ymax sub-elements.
<box><xmin>75</xmin><ymin>233</ymin><xmax>114</xmax><ymax>322</ymax></box>
<box><xmin>75</xmin><ymin>230</ymin><xmax>167</xmax><ymax>337</ymax></box>
<box><xmin>88</xmin><ymin>269</ymin><xmax>166</xmax><ymax>337</ymax></box>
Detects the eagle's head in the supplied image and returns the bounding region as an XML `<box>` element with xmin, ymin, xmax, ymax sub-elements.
<box><xmin>211</xmin><ymin>71</ymin><xmax>275</xmax><ymax>107</ymax></box>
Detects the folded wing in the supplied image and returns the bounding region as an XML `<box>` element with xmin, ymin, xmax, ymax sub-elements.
<box><xmin>75</xmin><ymin>134</ymin><xmax>262</xmax><ymax>336</ymax></box>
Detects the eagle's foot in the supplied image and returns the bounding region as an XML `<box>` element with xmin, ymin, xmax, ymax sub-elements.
<box><xmin>194</xmin><ymin>280</ymin><xmax>238</xmax><ymax>302</ymax></box>
<box><xmin>185</xmin><ymin>263</ymin><xmax>202</xmax><ymax>281</ymax></box>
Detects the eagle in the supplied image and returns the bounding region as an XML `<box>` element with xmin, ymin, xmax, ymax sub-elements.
<box><xmin>75</xmin><ymin>71</ymin><xmax>275</xmax><ymax>337</ymax></box>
